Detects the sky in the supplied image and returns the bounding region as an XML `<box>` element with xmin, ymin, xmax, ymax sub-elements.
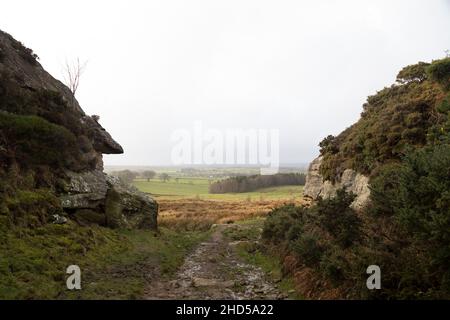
<box><xmin>1</xmin><ymin>0</ymin><xmax>449</xmax><ymax>166</ymax></box>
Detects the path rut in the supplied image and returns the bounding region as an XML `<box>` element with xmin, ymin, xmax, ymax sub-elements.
<box><xmin>144</xmin><ymin>224</ymin><xmax>285</xmax><ymax>300</ymax></box>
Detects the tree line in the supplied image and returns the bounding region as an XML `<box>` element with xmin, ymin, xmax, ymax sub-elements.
<box><xmin>209</xmin><ymin>173</ymin><xmax>306</xmax><ymax>194</ymax></box>
<box><xmin>110</xmin><ymin>170</ymin><xmax>171</xmax><ymax>184</ymax></box>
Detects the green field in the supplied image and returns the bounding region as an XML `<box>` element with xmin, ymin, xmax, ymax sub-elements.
<box><xmin>133</xmin><ymin>178</ymin><xmax>303</xmax><ymax>200</ymax></box>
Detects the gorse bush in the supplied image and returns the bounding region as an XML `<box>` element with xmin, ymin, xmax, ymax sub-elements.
<box><xmin>264</xmin><ymin>170</ymin><xmax>450</xmax><ymax>298</ymax></box>
<box><xmin>262</xmin><ymin>204</ymin><xmax>305</xmax><ymax>243</ymax></box>
<box><xmin>396</xmin><ymin>61</ymin><xmax>430</xmax><ymax>84</ymax></box>
<box><xmin>263</xmin><ymin>189</ymin><xmax>362</xmax><ymax>280</ymax></box>
<box><xmin>361</xmin><ymin>142</ymin><xmax>450</xmax><ymax>298</ymax></box>
<box><xmin>371</xmin><ymin>143</ymin><xmax>450</xmax><ymax>267</ymax></box>
<box><xmin>291</xmin><ymin>233</ymin><xmax>325</xmax><ymax>267</ymax></box>
<box><xmin>312</xmin><ymin>190</ymin><xmax>362</xmax><ymax>248</ymax></box>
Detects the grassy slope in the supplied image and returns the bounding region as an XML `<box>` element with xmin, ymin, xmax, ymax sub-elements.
<box><xmin>133</xmin><ymin>178</ymin><xmax>303</xmax><ymax>201</ymax></box>
<box><xmin>0</xmin><ymin>222</ymin><xmax>209</xmax><ymax>299</ymax></box>
<box><xmin>1</xmin><ymin>175</ymin><xmax>302</xmax><ymax>299</ymax></box>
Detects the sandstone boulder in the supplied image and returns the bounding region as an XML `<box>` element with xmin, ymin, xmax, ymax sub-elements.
<box><xmin>105</xmin><ymin>175</ymin><xmax>158</xmax><ymax>229</ymax></box>
<box><xmin>59</xmin><ymin>171</ymin><xmax>158</xmax><ymax>229</ymax></box>
<box><xmin>60</xmin><ymin>170</ymin><xmax>108</xmax><ymax>209</ymax></box>
<box><xmin>303</xmin><ymin>156</ymin><xmax>370</xmax><ymax>209</ymax></box>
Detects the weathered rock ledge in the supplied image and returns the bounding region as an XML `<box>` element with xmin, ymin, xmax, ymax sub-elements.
<box><xmin>60</xmin><ymin>171</ymin><xmax>158</xmax><ymax>229</ymax></box>
<box><xmin>303</xmin><ymin>156</ymin><xmax>370</xmax><ymax>209</ymax></box>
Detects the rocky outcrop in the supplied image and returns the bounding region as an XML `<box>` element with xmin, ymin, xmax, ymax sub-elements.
<box><xmin>82</xmin><ymin>116</ymin><xmax>123</xmax><ymax>155</ymax></box>
<box><xmin>303</xmin><ymin>156</ymin><xmax>370</xmax><ymax>209</ymax></box>
<box><xmin>60</xmin><ymin>170</ymin><xmax>109</xmax><ymax>209</ymax></box>
<box><xmin>0</xmin><ymin>29</ymin><xmax>157</xmax><ymax>230</ymax></box>
<box><xmin>105</xmin><ymin>175</ymin><xmax>158</xmax><ymax>229</ymax></box>
<box><xmin>61</xmin><ymin>171</ymin><xmax>158</xmax><ymax>229</ymax></box>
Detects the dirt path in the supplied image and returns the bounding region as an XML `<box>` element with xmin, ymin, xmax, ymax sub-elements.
<box><xmin>144</xmin><ymin>223</ymin><xmax>285</xmax><ymax>300</ymax></box>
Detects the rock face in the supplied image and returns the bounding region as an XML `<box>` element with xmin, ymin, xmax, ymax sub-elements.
<box><xmin>61</xmin><ymin>171</ymin><xmax>158</xmax><ymax>229</ymax></box>
<box><xmin>0</xmin><ymin>29</ymin><xmax>157</xmax><ymax>229</ymax></box>
<box><xmin>303</xmin><ymin>156</ymin><xmax>370</xmax><ymax>209</ymax></box>
<box><xmin>104</xmin><ymin>175</ymin><xmax>158</xmax><ymax>229</ymax></box>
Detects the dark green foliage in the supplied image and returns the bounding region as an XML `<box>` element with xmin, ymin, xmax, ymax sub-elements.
<box><xmin>264</xmin><ymin>170</ymin><xmax>450</xmax><ymax>298</ymax></box>
<box><xmin>319</xmin><ymin>135</ymin><xmax>339</xmax><ymax>155</ymax></box>
<box><xmin>210</xmin><ymin>173</ymin><xmax>306</xmax><ymax>193</ymax></box>
<box><xmin>263</xmin><ymin>189</ymin><xmax>361</xmax><ymax>274</ymax></box>
<box><xmin>0</xmin><ymin>112</ymin><xmax>80</xmax><ymax>168</ymax></box>
<box><xmin>361</xmin><ymin>141</ymin><xmax>450</xmax><ymax>298</ymax></box>
<box><xmin>426</xmin><ymin>57</ymin><xmax>450</xmax><ymax>90</ymax></box>
<box><xmin>396</xmin><ymin>62</ymin><xmax>430</xmax><ymax>84</ymax></box>
<box><xmin>437</xmin><ymin>92</ymin><xmax>450</xmax><ymax>114</ymax></box>
<box><xmin>319</xmin><ymin>59</ymin><xmax>447</xmax><ymax>182</ymax></box>
<box><xmin>367</xmin><ymin>162</ymin><xmax>405</xmax><ymax>216</ymax></box>
<box><xmin>313</xmin><ymin>190</ymin><xmax>362</xmax><ymax>248</ymax></box>
<box><xmin>291</xmin><ymin>234</ymin><xmax>325</xmax><ymax>267</ymax></box>
<box><xmin>262</xmin><ymin>204</ymin><xmax>306</xmax><ymax>243</ymax></box>
<box><xmin>319</xmin><ymin>246</ymin><xmax>351</xmax><ymax>285</ymax></box>
<box><xmin>371</xmin><ymin>144</ymin><xmax>450</xmax><ymax>264</ymax></box>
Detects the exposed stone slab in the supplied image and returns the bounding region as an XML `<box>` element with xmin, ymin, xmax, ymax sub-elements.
<box><xmin>304</xmin><ymin>156</ymin><xmax>370</xmax><ymax>209</ymax></box>
<box><xmin>59</xmin><ymin>171</ymin><xmax>158</xmax><ymax>230</ymax></box>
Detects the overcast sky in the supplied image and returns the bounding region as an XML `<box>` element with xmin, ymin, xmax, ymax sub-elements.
<box><xmin>1</xmin><ymin>0</ymin><xmax>449</xmax><ymax>166</ymax></box>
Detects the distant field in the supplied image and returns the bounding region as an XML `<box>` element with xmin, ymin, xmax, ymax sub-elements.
<box><xmin>133</xmin><ymin>175</ymin><xmax>306</xmax><ymax>232</ymax></box>
<box><xmin>106</xmin><ymin>166</ymin><xmax>307</xmax><ymax>178</ymax></box>
<box><xmin>133</xmin><ymin>178</ymin><xmax>303</xmax><ymax>201</ymax></box>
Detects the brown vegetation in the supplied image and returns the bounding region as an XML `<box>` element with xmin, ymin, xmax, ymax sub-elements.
<box><xmin>157</xmin><ymin>198</ymin><xmax>307</xmax><ymax>231</ymax></box>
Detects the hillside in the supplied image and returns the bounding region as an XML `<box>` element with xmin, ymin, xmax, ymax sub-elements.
<box><xmin>264</xmin><ymin>58</ymin><xmax>450</xmax><ymax>299</ymax></box>
<box><xmin>0</xmin><ymin>30</ymin><xmax>161</xmax><ymax>298</ymax></box>
<box><xmin>318</xmin><ymin>59</ymin><xmax>448</xmax><ymax>182</ymax></box>
<box><xmin>1</xmin><ymin>27</ymin><xmax>449</xmax><ymax>300</ymax></box>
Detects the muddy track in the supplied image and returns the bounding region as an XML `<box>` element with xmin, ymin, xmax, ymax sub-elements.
<box><xmin>144</xmin><ymin>224</ymin><xmax>285</xmax><ymax>300</ymax></box>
